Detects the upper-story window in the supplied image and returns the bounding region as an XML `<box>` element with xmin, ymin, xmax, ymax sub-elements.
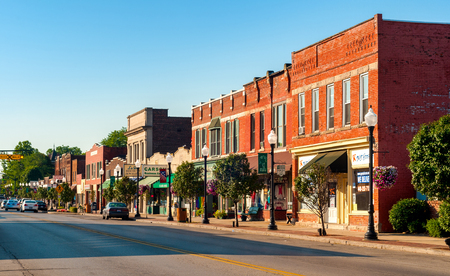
<box><xmin>343</xmin><ymin>79</ymin><xmax>351</xmax><ymax>126</ymax></box>
<box><xmin>298</xmin><ymin>93</ymin><xmax>305</xmax><ymax>135</ymax></box>
<box><xmin>272</xmin><ymin>103</ymin><xmax>286</xmax><ymax>147</ymax></box>
<box><xmin>195</xmin><ymin>129</ymin><xmax>200</xmax><ymax>158</ymax></box>
<box><xmin>225</xmin><ymin>121</ymin><xmax>231</xmax><ymax>154</ymax></box>
<box><xmin>360</xmin><ymin>73</ymin><xmax>369</xmax><ymax>123</ymax></box>
<box><xmin>312</xmin><ymin>89</ymin><xmax>319</xmax><ymax>132</ymax></box>
<box><xmin>327</xmin><ymin>84</ymin><xmax>334</xmax><ymax>129</ymax></box>
<box><xmin>209</xmin><ymin>117</ymin><xmax>221</xmax><ymax>156</ymax></box>
<box><xmin>259</xmin><ymin>111</ymin><xmax>265</xmax><ymax>147</ymax></box>
<box><xmin>86</xmin><ymin>164</ymin><xmax>91</xmax><ymax>180</ymax></box>
<box><xmin>250</xmin><ymin>114</ymin><xmax>256</xmax><ymax>150</ymax></box>
<box><xmin>232</xmin><ymin>119</ymin><xmax>239</xmax><ymax>153</ymax></box>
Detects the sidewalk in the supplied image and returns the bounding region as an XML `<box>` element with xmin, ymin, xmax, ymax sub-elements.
<box><xmin>74</xmin><ymin>211</ymin><xmax>450</xmax><ymax>257</ymax></box>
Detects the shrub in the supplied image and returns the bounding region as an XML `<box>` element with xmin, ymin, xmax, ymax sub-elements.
<box><xmin>389</xmin><ymin>198</ymin><xmax>430</xmax><ymax>233</ymax></box>
<box><xmin>213</xmin><ymin>209</ymin><xmax>227</xmax><ymax>219</ymax></box>
<box><xmin>426</xmin><ymin>218</ymin><xmax>444</xmax><ymax>238</ymax></box>
<box><xmin>69</xmin><ymin>207</ymin><xmax>77</xmax><ymax>213</ymax></box>
<box><xmin>195</xmin><ymin>208</ymin><xmax>204</xmax><ymax>217</ymax></box>
<box><xmin>439</xmin><ymin>201</ymin><xmax>450</xmax><ymax>232</ymax></box>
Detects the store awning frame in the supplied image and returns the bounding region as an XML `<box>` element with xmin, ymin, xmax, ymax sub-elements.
<box><xmin>298</xmin><ymin>150</ymin><xmax>347</xmax><ymax>174</ymax></box>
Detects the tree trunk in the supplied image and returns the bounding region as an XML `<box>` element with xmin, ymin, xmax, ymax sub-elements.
<box><xmin>320</xmin><ymin>212</ymin><xmax>327</xmax><ymax>236</ymax></box>
<box><xmin>235</xmin><ymin>202</ymin><xmax>239</xmax><ymax>227</ymax></box>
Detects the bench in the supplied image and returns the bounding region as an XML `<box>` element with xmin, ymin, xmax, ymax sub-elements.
<box><xmin>242</xmin><ymin>206</ymin><xmax>260</xmax><ymax>221</ymax></box>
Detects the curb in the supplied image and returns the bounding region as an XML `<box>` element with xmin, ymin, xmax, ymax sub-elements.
<box><xmin>59</xmin><ymin>212</ymin><xmax>450</xmax><ymax>257</ymax></box>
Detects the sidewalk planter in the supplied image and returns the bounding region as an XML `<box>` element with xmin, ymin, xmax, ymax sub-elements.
<box><xmin>177</xmin><ymin>208</ymin><xmax>187</xmax><ymax>222</ymax></box>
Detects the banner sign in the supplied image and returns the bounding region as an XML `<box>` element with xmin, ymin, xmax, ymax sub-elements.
<box><xmin>258</xmin><ymin>153</ymin><xmax>268</xmax><ymax>174</ymax></box>
<box><xmin>142</xmin><ymin>165</ymin><xmax>168</xmax><ymax>177</ymax></box>
<box><xmin>160</xmin><ymin>169</ymin><xmax>167</xmax><ymax>183</ymax></box>
<box><xmin>352</xmin><ymin>149</ymin><xmax>370</xmax><ymax>166</ymax></box>
<box><xmin>298</xmin><ymin>155</ymin><xmax>316</xmax><ymax>170</ymax></box>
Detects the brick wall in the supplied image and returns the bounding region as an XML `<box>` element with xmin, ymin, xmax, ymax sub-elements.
<box><xmin>152</xmin><ymin>109</ymin><xmax>192</xmax><ymax>155</ymax></box>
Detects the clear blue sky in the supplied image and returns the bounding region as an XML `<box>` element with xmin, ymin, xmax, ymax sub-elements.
<box><xmin>1</xmin><ymin>0</ymin><xmax>449</xmax><ymax>154</ymax></box>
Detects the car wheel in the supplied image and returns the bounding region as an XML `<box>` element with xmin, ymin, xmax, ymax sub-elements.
<box><xmin>122</xmin><ymin>217</ymin><xmax>128</xmax><ymax>220</ymax></box>
<box><xmin>102</xmin><ymin>215</ymin><xmax>105</xmax><ymax>220</ymax></box>
<box><xmin>106</xmin><ymin>216</ymin><xmax>109</xmax><ymax>220</ymax></box>
<box><xmin>34</xmin><ymin>210</ymin><xmax>37</xmax><ymax>213</ymax></box>
<box><xmin>5</xmin><ymin>209</ymin><xmax>8</xmax><ymax>211</ymax></box>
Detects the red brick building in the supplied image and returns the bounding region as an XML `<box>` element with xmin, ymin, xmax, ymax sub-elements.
<box><xmin>54</xmin><ymin>153</ymin><xmax>85</xmax><ymax>188</ymax></box>
<box><xmin>191</xmin><ymin>14</ymin><xmax>450</xmax><ymax>232</ymax></box>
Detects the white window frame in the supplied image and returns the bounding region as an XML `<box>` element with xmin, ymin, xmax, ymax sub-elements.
<box><xmin>209</xmin><ymin>128</ymin><xmax>221</xmax><ymax>156</ymax></box>
<box><xmin>272</xmin><ymin>103</ymin><xmax>286</xmax><ymax>148</ymax></box>
<box><xmin>232</xmin><ymin>119</ymin><xmax>239</xmax><ymax>153</ymax></box>
<box><xmin>298</xmin><ymin>93</ymin><xmax>305</xmax><ymax>134</ymax></box>
<box><xmin>343</xmin><ymin>79</ymin><xmax>351</xmax><ymax>126</ymax></box>
<box><xmin>312</xmin><ymin>89</ymin><xmax>319</xmax><ymax>132</ymax></box>
<box><xmin>225</xmin><ymin>121</ymin><xmax>231</xmax><ymax>154</ymax></box>
<box><xmin>327</xmin><ymin>84</ymin><xmax>334</xmax><ymax>130</ymax></box>
<box><xmin>360</xmin><ymin>73</ymin><xmax>369</xmax><ymax>123</ymax></box>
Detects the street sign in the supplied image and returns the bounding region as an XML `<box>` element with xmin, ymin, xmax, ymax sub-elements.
<box><xmin>56</xmin><ymin>185</ymin><xmax>63</xmax><ymax>193</ymax></box>
<box><xmin>258</xmin><ymin>153</ymin><xmax>268</xmax><ymax>174</ymax></box>
<box><xmin>0</xmin><ymin>154</ymin><xmax>23</xmax><ymax>160</ymax></box>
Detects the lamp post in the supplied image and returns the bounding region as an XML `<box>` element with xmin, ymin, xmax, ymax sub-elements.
<box><xmin>202</xmin><ymin>145</ymin><xmax>210</xmax><ymax>224</ymax></box>
<box><xmin>364</xmin><ymin>106</ymin><xmax>378</xmax><ymax>240</ymax></box>
<box><xmin>135</xmin><ymin>159</ymin><xmax>141</xmax><ymax>218</ymax></box>
<box><xmin>166</xmin><ymin>153</ymin><xmax>174</xmax><ymax>221</ymax></box>
<box><xmin>99</xmin><ymin>168</ymin><xmax>104</xmax><ymax>214</ymax></box>
<box><xmin>267</xmin><ymin>130</ymin><xmax>278</xmax><ymax>230</ymax></box>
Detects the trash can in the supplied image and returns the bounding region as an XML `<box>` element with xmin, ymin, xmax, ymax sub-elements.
<box><xmin>91</xmin><ymin>202</ymin><xmax>97</xmax><ymax>211</ymax></box>
<box><xmin>177</xmin><ymin>208</ymin><xmax>187</xmax><ymax>222</ymax></box>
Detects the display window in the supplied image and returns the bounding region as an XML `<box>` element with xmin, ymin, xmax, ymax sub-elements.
<box><xmin>352</xmin><ymin>170</ymin><xmax>369</xmax><ymax>211</ymax></box>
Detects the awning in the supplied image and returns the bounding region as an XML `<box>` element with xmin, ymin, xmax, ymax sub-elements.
<box><xmin>248</xmin><ymin>151</ymin><xmax>292</xmax><ymax>173</ymax></box>
<box><xmin>138</xmin><ymin>176</ymin><xmax>159</xmax><ymax>186</ymax></box>
<box><xmin>152</xmin><ymin>174</ymin><xmax>175</xmax><ymax>188</ymax></box>
<box><xmin>299</xmin><ymin>150</ymin><xmax>347</xmax><ymax>174</ymax></box>
<box><xmin>71</xmin><ymin>184</ymin><xmax>77</xmax><ymax>191</ymax></box>
<box><xmin>209</xmin><ymin>117</ymin><xmax>221</xmax><ymax>129</ymax></box>
<box><xmin>98</xmin><ymin>179</ymin><xmax>112</xmax><ymax>191</ymax></box>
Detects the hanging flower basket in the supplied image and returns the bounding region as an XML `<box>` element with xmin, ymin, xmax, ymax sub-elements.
<box><xmin>206</xmin><ymin>179</ymin><xmax>218</xmax><ymax>196</ymax></box>
<box><xmin>373</xmin><ymin>166</ymin><xmax>398</xmax><ymax>191</ymax></box>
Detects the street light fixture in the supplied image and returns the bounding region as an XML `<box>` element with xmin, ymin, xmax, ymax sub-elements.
<box><xmin>202</xmin><ymin>145</ymin><xmax>210</xmax><ymax>224</ymax></box>
<box><xmin>364</xmin><ymin>106</ymin><xmax>378</xmax><ymax>240</ymax></box>
<box><xmin>267</xmin><ymin>129</ymin><xmax>278</xmax><ymax>230</ymax></box>
<box><xmin>135</xmin><ymin>159</ymin><xmax>141</xmax><ymax>218</ymax></box>
<box><xmin>99</xmin><ymin>168</ymin><xmax>104</xmax><ymax>214</ymax></box>
<box><xmin>166</xmin><ymin>153</ymin><xmax>174</xmax><ymax>221</ymax></box>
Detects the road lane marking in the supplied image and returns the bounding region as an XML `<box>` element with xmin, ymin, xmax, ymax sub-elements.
<box><xmin>19</xmin><ymin>214</ymin><xmax>305</xmax><ymax>276</ymax></box>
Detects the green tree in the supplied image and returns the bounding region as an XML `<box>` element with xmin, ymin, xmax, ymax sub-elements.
<box><xmin>172</xmin><ymin>161</ymin><xmax>203</xmax><ymax>222</ymax></box>
<box><xmin>103</xmin><ymin>185</ymin><xmax>116</xmax><ymax>203</ymax></box>
<box><xmin>100</xmin><ymin>127</ymin><xmax>127</xmax><ymax>147</ymax></box>
<box><xmin>18</xmin><ymin>186</ymin><xmax>32</xmax><ymax>199</ymax></box>
<box><xmin>213</xmin><ymin>153</ymin><xmax>261</xmax><ymax>227</ymax></box>
<box><xmin>46</xmin><ymin>145</ymin><xmax>84</xmax><ymax>156</ymax></box>
<box><xmin>47</xmin><ymin>188</ymin><xmax>57</xmax><ymax>208</ymax></box>
<box><xmin>15</xmin><ymin>140</ymin><xmax>37</xmax><ymax>156</ymax></box>
<box><xmin>294</xmin><ymin>163</ymin><xmax>333</xmax><ymax>236</ymax></box>
<box><xmin>114</xmin><ymin>177</ymin><xmax>136</xmax><ymax>206</ymax></box>
<box><xmin>408</xmin><ymin>115</ymin><xmax>450</xmax><ymax>202</ymax></box>
<box><xmin>60</xmin><ymin>182</ymin><xmax>76</xmax><ymax>206</ymax></box>
<box><xmin>36</xmin><ymin>187</ymin><xmax>48</xmax><ymax>201</ymax></box>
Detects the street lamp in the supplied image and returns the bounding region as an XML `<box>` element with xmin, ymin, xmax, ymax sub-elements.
<box><xmin>202</xmin><ymin>145</ymin><xmax>209</xmax><ymax>224</ymax></box>
<box><xmin>166</xmin><ymin>153</ymin><xmax>174</xmax><ymax>221</ymax></box>
<box><xmin>135</xmin><ymin>159</ymin><xmax>141</xmax><ymax>218</ymax></box>
<box><xmin>364</xmin><ymin>106</ymin><xmax>378</xmax><ymax>240</ymax></box>
<box><xmin>99</xmin><ymin>168</ymin><xmax>104</xmax><ymax>214</ymax></box>
<box><xmin>267</xmin><ymin>129</ymin><xmax>278</xmax><ymax>230</ymax></box>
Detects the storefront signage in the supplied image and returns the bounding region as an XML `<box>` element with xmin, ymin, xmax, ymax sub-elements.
<box><xmin>357</xmin><ymin>171</ymin><xmax>369</xmax><ymax>183</ymax></box>
<box><xmin>258</xmin><ymin>153</ymin><xmax>268</xmax><ymax>174</ymax></box>
<box><xmin>124</xmin><ymin>164</ymin><xmax>140</xmax><ymax>177</ymax></box>
<box><xmin>142</xmin><ymin>165</ymin><xmax>168</xmax><ymax>177</ymax></box>
<box><xmin>352</xmin><ymin>149</ymin><xmax>370</xmax><ymax>166</ymax></box>
<box><xmin>90</xmin><ymin>150</ymin><xmax>97</xmax><ymax>156</ymax></box>
<box><xmin>298</xmin><ymin>155</ymin><xmax>316</xmax><ymax>170</ymax></box>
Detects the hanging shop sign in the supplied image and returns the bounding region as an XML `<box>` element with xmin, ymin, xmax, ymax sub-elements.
<box><xmin>258</xmin><ymin>153</ymin><xmax>268</xmax><ymax>174</ymax></box>
<box><xmin>351</xmin><ymin>149</ymin><xmax>370</xmax><ymax>167</ymax></box>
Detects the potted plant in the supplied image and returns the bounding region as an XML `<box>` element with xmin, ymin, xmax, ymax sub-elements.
<box><xmin>213</xmin><ymin>209</ymin><xmax>227</xmax><ymax>219</ymax></box>
<box><xmin>373</xmin><ymin>166</ymin><xmax>398</xmax><ymax>190</ymax></box>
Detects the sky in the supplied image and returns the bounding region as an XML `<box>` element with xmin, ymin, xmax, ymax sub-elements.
<box><xmin>1</xmin><ymin>0</ymin><xmax>450</xmax><ymax>155</ymax></box>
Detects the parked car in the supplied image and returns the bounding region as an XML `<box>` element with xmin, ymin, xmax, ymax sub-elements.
<box><xmin>5</xmin><ymin>200</ymin><xmax>20</xmax><ymax>211</ymax></box>
<box><xmin>102</xmin><ymin>202</ymin><xmax>129</xmax><ymax>220</ymax></box>
<box><xmin>35</xmin><ymin>201</ymin><xmax>47</xmax><ymax>212</ymax></box>
<box><xmin>1</xmin><ymin>200</ymin><xmax>7</xmax><ymax>209</ymax></box>
<box><xmin>20</xmin><ymin>200</ymin><xmax>38</xmax><ymax>213</ymax></box>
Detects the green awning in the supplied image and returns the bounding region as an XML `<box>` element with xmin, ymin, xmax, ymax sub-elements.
<box><xmin>209</xmin><ymin>117</ymin><xmax>221</xmax><ymax>129</ymax></box>
<box><xmin>98</xmin><ymin>179</ymin><xmax>112</xmax><ymax>191</ymax></box>
<box><xmin>299</xmin><ymin>150</ymin><xmax>346</xmax><ymax>174</ymax></box>
<box><xmin>152</xmin><ymin>174</ymin><xmax>175</xmax><ymax>188</ymax></box>
<box><xmin>138</xmin><ymin>176</ymin><xmax>160</xmax><ymax>186</ymax></box>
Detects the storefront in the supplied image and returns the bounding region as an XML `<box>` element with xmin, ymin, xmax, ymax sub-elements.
<box><xmin>291</xmin><ymin>137</ymin><xmax>371</xmax><ymax>227</ymax></box>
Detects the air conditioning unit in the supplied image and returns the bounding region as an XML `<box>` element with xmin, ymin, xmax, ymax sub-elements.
<box><xmin>299</xmin><ymin>126</ymin><xmax>305</xmax><ymax>135</ymax></box>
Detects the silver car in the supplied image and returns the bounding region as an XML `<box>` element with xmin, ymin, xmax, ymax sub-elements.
<box><xmin>5</xmin><ymin>200</ymin><xmax>20</xmax><ymax>211</ymax></box>
<box><xmin>20</xmin><ymin>200</ymin><xmax>38</xmax><ymax>213</ymax></box>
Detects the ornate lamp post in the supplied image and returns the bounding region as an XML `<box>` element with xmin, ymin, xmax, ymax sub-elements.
<box><xmin>99</xmin><ymin>168</ymin><xmax>104</xmax><ymax>214</ymax></box>
<box><xmin>267</xmin><ymin>130</ymin><xmax>278</xmax><ymax>230</ymax></box>
<box><xmin>364</xmin><ymin>106</ymin><xmax>378</xmax><ymax>240</ymax></box>
<box><xmin>135</xmin><ymin>159</ymin><xmax>141</xmax><ymax>218</ymax></box>
<box><xmin>202</xmin><ymin>145</ymin><xmax>210</xmax><ymax>224</ymax></box>
<box><xmin>166</xmin><ymin>153</ymin><xmax>174</xmax><ymax>221</ymax></box>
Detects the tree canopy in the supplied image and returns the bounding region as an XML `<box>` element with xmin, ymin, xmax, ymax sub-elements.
<box><xmin>407</xmin><ymin>115</ymin><xmax>450</xmax><ymax>202</ymax></box>
<box><xmin>100</xmin><ymin>127</ymin><xmax>127</xmax><ymax>147</ymax></box>
<box><xmin>114</xmin><ymin>176</ymin><xmax>136</xmax><ymax>206</ymax></box>
<box><xmin>46</xmin><ymin>145</ymin><xmax>84</xmax><ymax>156</ymax></box>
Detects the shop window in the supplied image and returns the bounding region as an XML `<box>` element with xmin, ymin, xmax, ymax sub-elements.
<box><xmin>352</xmin><ymin>170</ymin><xmax>370</xmax><ymax>211</ymax></box>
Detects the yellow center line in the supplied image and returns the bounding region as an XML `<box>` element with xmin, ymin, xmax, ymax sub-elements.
<box><xmin>19</xmin><ymin>214</ymin><xmax>305</xmax><ymax>276</ymax></box>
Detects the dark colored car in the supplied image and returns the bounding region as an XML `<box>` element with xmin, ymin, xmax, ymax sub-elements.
<box><xmin>36</xmin><ymin>201</ymin><xmax>48</xmax><ymax>212</ymax></box>
<box><xmin>103</xmin><ymin>202</ymin><xmax>129</xmax><ymax>220</ymax></box>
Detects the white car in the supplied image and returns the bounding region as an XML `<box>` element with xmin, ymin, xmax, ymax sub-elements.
<box><xmin>20</xmin><ymin>200</ymin><xmax>38</xmax><ymax>213</ymax></box>
<box><xmin>5</xmin><ymin>200</ymin><xmax>20</xmax><ymax>211</ymax></box>
<box><xmin>1</xmin><ymin>200</ymin><xmax>7</xmax><ymax>209</ymax></box>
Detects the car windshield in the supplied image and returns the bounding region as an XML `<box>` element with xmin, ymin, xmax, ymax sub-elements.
<box><xmin>8</xmin><ymin>200</ymin><xmax>18</xmax><ymax>203</ymax></box>
<box><xmin>109</xmin><ymin>203</ymin><xmax>126</xmax><ymax>208</ymax></box>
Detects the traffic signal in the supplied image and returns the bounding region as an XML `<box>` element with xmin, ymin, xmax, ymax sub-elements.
<box><xmin>150</xmin><ymin>187</ymin><xmax>155</xmax><ymax>202</ymax></box>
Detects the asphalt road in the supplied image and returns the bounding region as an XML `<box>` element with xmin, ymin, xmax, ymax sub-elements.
<box><xmin>0</xmin><ymin>210</ymin><xmax>449</xmax><ymax>276</ymax></box>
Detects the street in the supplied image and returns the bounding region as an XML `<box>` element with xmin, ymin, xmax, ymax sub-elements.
<box><xmin>0</xmin><ymin>211</ymin><xmax>449</xmax><ymax>276</ymax></box>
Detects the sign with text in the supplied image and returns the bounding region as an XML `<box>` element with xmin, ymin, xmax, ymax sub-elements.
<box><xmin>142</xmin><ymin>165</ymin><xmax>168</xmax><ymax>177</ymax></box>
<box><xmin>298</xmin><ymin>155</ymin><xmax>316</xmax><ymax>170</ymax></box>
<box><xmin>352</xmin><ymin>149</ymin><xmax>370</xmax><ymax>166</ymax></box>
<box><xmin>258</xmin><ymin>153</ymin><xmax>268</xmax><ymax>174</ymax></box>
<box><xmin>124</xmin><ymin>164</ymin><xmax>140</xmax><ymax>177</ymax></box>
<box><xmin>0</xmin><ymin>154</ymin><xmax>23</xmax><ymax>160</ymax></box>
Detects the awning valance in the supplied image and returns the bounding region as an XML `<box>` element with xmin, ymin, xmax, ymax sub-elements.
<box><xmin>299</xmin><ymin>150</ymin><xmax>347</xmax><ymax>174</ymax></box>
<box><xmin>139</xmin><ymin>176</ymin><xmax>160</xmax><ymax>186</ymax></box>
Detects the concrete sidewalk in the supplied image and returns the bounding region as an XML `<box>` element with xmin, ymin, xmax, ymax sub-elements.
<box><xmin>72</xmin><ymin>211</ymin><xmax>450</xmax><ymax>256</ymax></box>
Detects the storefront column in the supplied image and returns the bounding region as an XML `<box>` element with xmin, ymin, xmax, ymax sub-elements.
<box><xmin>291</xmin><ymin>157</ymin><xmax>299</xmax><ymax>221</ymax></box>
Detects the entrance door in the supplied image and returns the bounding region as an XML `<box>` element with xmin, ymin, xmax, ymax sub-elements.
<box><xmin>338</xmin><ymin>176</ymin><xmax>348</xmax><ymax>224</ymax></box>
<box><xmin>327</xmin><ymin>182</ymin><xmax>337</xmax><ymax>223</ymax></box>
